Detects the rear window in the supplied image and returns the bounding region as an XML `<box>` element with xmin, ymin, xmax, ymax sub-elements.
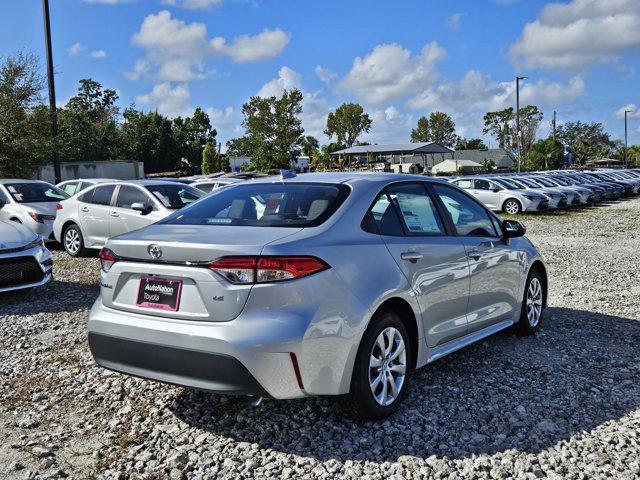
<box><xmin>5</xmin><ymin>183</ymin><xmax>69</xmax><ymax>203</ymax></box>
<box><xmin>160</xmin><ymin>182</ymin><xmax>350</xmax><ymax>227</ymax></box>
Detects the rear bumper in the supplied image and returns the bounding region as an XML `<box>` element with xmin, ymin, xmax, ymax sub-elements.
<box><xmin>89</xmin><ymin>332</ymin><xmax>271</xmax><ymax>397</ymax></box>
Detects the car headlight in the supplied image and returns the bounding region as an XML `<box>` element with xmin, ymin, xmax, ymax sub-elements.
<box><xmin>28</xmin><ymin>212</ymin><xmax>56</xmax><ymax>223</ymax></box>
<box><xmin>23</xmin><ymin>237</ymin><xmax>44</xmax><ymax>250</ymax></box>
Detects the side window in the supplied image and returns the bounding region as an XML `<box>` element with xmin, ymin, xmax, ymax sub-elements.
<box><xmin>115</xmin><ymin>186</ymin><xmax>151</xmax><ymax>209</ymax></box>
<box><xmin>455</xmin><ymin>179</ymin><xmax>473</xmax><ymax>189</ymax></box>
<box><xmin>78</xmin><ymin>188</ymin><xmax>94</xmax><ymax>203</ymax></box>
<box><xmin>364</xmin><ymin>191</ymin><xmax>404</xmax><ymax>236</ymax></box>
<box><xmin>386</xmin><ymin>183</ymin><xmax>444</xmax><ymax>235</ymax></box>
<box><xmin>91</xmin><ymin>185</ymin><xmax>116</xmax><ymax>206</ymax></box>
<box><xmin>474</xmin><ymin>179</ymin><xmax>491</xmax><ymax>190</ymax></box>
<box><xmin>78</xmin><ymin>182</ymin><xmax>93</xmax><ymax>191</ymax></box>
<box><xmin>432</xmin><ymin>184</ymin><xmax>498</xmax><ymax>237</ymax></box>
<box><xmin>0</xmin><ymin>188</ymin><xmax>7</xmax><ymax>204</ymax></box>
<box><xmin>61</xmin><ymin>182</ymin><xmax>79</xmax><ymax>196</ymax></box>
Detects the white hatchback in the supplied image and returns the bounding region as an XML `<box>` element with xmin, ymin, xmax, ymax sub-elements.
<box><xmin>53</xmin><ymin>180</ymin><xmax>204</xmax><ymax>256</ymax></box>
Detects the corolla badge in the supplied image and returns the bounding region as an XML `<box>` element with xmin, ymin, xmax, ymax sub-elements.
<box><xmin>147</xmin><ymin>244</ymin><xmax>162</xmax><ymax>260</ymax></box>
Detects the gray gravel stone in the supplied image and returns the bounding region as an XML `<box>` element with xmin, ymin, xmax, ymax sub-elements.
<box><xmin>1</xmin><ymin>199</ymin><xmax>640</xmax><ymax>479</ymax></box>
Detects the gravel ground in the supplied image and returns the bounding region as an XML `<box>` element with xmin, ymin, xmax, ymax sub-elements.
<box><xmin>1</xmin><ymin>198</ymin><xmax>639</xmax><ymax>479</ymax></box>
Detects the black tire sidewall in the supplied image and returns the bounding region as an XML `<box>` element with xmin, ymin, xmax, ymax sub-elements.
<box><xmin>517</xmin><ymin>269</ymin><xmax>544</xmax><ymax>335</ymax></box>
<box><xmin>348</xmin><ymin>310</ymin><xmax>412</xmax><ymax>420</ymax></box>
<box><xmin>63</xmin><ymin>224</ymin><xmax>85</xmax><ymax>257</ymax></box>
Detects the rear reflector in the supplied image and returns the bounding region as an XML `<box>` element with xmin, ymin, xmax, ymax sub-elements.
<box><xmin>209</xmin><ymin>256</ymin><xmax>328</xmax><ymax>285</ymax></box>
<box><xmin>56</xmin><ymin>203</ymin><xmax>63</xmax><ymax>210</ymax></box>
<box><xmin>289</xmin><ymin>352</ymin><xmax>304</xmax><ymax>390</ymax></box>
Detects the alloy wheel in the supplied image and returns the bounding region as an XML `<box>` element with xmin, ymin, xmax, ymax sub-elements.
<box><xmin>369</xmin><ymin>327</ymin><xmax>407</xmax><ymax>406</ymax></box>
<box><xmin>505</xmin><ymin>200</ymin><xmax>520</xmax><ymax>215</ymax></box>
<box><xmin>65</xmin><ymin>228</ymin><xmax>80</xmax><ymax>255</ymax></box>
<box><xmin>526</xmin><ymin>277</ymin><xmax>543</xmax><ymax>327</ymax></box>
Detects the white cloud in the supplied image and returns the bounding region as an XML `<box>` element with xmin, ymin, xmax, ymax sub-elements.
<box><xmin>129</xmin><ymin>11</ymin><xmax>288</xmax><ymax>82</ymax></box>
<box><xmin>136</xmin><ymin>82</ymin><xmax>192</xmax><ymax>118</ymax></box>
<box><xmin>210</xmin><ymin>28</ymin><xmax>290</xmax><ymax>63</ymax></box>
<box><xmin>360</xmin><ymin>106</ymin><xmax>414</xmax><ymax>145</ymax></box>
<box><xmin>613</xmin><ymin>103</ymin><xmax>640</xmax><ymax>119</ymax></box>
<box><xmin>206</xmin><ymin>106</ymin><xmax>235</xmax><ymax>125</ymax></box>
<box><xmin>509</xmin><ymin>0</ymin><xmax>640</xmax><ymax>70</ymax></box>
<box><xmin>68</xmin><ymin>43</ymin><xmax>85</xmax><ymax>56</ymax></box>
<box><xmin>408</xmin><ymin>71</ymin><xmax>585</xmax><ymax>113</ymax></box>
<box><xmin>444</xmin><ymin>13</ymin><xmax>462</xmax><ymax>30</ymax></box>
<box><xmin>338</xmin><ymin>42</ymin><xmax>446</xmax><ymax>104</ymax></box>
<box><xmin>162</xmin><ymin>0</ymin><xmax>223</xmax><ymax>9</ymax></box>
<box><xmin>256</xmin><ymin>66</ymin><xmax>301</xmax><ymax>98</ymax></box>
<box><xmin>315</xmin><ymin>65</ymin><xmax>337</xmax><ymax>84</ymax></box>
<box><xmin>90</xmin><ymin>50</ymin><xmax>107</xmax><ymax>58</ymax></box>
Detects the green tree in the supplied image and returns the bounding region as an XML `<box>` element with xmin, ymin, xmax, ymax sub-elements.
<box><xmin>410</xmin><ymin>116</ymin><xmax>430</xmax><ymax>142</ymax></box>
<box><xmin>119</xmin><ymin>108</ymin><xmax>178</xmax><ymax>174</ymax></box>
<box><xmin>57</xmin><ymin>78</ymin><xmax>121</xmax><ymax>163</ymax></box>
<box><xmin>556</xmin><ymin>121</ymin><xmax>615</xmax><ymax>164</ymax></box>
<box><xmin>411</xmin><ymin>112</ymin><xmax>457</xmax><ymax>147</ymax></box>
<box><xmin>201</xmin><ymin>141</ymin><xmax>214</xmax><ymax>175</ymax></box>
<box><xmin>228</xmin><ymin>89</ymin><xmax>305</xmax><ymax>172</ymax></box>
<box><xmin>172</xmin><ymin>107</ymin><xmax>216</xmax><ymax>173</ymax></box>
<box><xmin>481</xmin><ymin>159</ymin><xmax>496</xmax><ymax>173</ymax></box>
<box><xmin>299</xmin><ymin>135</ymin><xmax>319</xmax><ymax>157</ymax></box>
<box><xmin>483</xmin><ymin>105</ymin><xmax>543</xmax><ymax>156</ymax></box>
<box><xmin>325</xmin><ymin>103</ymin><xmax>372</xmax><ymax>148</ymax></box>
<box><xmin>522</xmin><ymin>137</ymin><xmax>565</xmax><ymax>171</ymax></box>
<box><xmin>456</xmin><ymin>137</ymin><xmax>487</xmax><ymax>150</ymax></box>
<box><xmin>428</xmin><ymin>112</ymin><xmax>457</xmax><ymax>147</ymax></box>
<box><xmin>0</xmin><ymin>52</ymin><xmax>50</xmax><ymax>177</ymax></box>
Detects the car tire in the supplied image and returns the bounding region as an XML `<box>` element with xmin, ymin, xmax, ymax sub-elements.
<box><xmin>503</xmin><ymin>199</ymin><xmax>522</xmax><ymax>215</ymax></box>
<box><xmin>345</xmin><ymin>309</ymin><xmax>412</xmax><ymax>421</ymax></box>
<box><xmin>516</xmin><ymin>268</ymin><xmax>545</xmax><ymax>336</ymax></box>
<box><xmin>63</xmin><ymin>224</ymin><xmax>87</xmax><ymax>257</ymax></box>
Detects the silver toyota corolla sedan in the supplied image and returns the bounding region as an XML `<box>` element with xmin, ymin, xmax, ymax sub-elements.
<box><xmin>88</xmin><ymin>173</ymin><xmax>547</xmax><ymax>420</ymax></box>
<box><xmin>53</xmin><ymin>180</ymin><xmax>204</xmax><ymax>257</ymax></box>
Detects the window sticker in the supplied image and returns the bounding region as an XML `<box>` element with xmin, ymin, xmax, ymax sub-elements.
<box><xmin>151</xmin><ymin>191</ymin><xmax>171</xmax><ymax>208</ymax></box>
<box><xmin>14</xmin><ymin>194</ymin><xmax>23</xmax><ymax>201</ymax></box>
<box><xmin>8</xmin><ymin>186</ymin><xmax>17</xmax><ymax>193</ymax></box>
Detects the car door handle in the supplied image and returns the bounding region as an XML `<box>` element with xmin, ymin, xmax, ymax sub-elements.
<box><xmin>467</xmin><ymin>249</ymin><xmax>482</xmax><ymax>260</ymax></box>
<box><xmin>400</xmin><ymin>252</ymin><xmax>423</xmax><ymax>262</ymax></box>
<box><xmin>80</xmin><ymin>206</ymin><xmax>89</xmax><ymax>212</ymax></box>
<box><xmin>110</xmin><ymin>211</ymin><xmax>119</xmax><ymax>217</ymax></box>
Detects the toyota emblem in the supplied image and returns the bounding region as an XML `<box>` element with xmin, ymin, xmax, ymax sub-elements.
<box><xmin>147</xmin><ymin>244</ymin><xmax>162</xmax><ymax>259</ymax></box>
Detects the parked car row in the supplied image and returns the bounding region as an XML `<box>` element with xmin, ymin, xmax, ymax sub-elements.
<box><xmin>447</xmin><ymin>169</ymin><xmax>640</xmax><ymax>215</ymax></box>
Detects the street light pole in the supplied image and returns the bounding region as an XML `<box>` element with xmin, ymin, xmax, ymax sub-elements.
<box><xmin>515</xmin><ymin>76</ymin><xmax>527</xmax><ymax>173</ymax></box>
<box><xmin>41</xmin><ymin>0</ymin><xmax>61</xmax><ymax>184</ymax></box>
<box><xmin>624</xmin><ymin>110</ymin><xmax>631</xmax><ymax>169</ymax></box>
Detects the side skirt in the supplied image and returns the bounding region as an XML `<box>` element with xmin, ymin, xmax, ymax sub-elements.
<box><xmin>426</xmin><ymin>319</ymin><xmax>514</xmax><ymax>364</ymax></box>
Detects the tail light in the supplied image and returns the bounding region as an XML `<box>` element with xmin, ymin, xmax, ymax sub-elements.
<box><xmin>99</xmin><ymin>248</ymin><xmax>119</xmax><ymax>273</ymax></box>
<box><xmin>209</xmin><ymin>256</ymin><xmax>328</xmax><ymax>285</ymax></box>
<box><xmin>56</xmin><ymin>203</ymin><xmax>63</xmax><ymax>210</ymax></box>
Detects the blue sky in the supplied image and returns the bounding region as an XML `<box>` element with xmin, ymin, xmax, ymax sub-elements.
<box><xmin>3</xmin><ymin>0</ymin><xmax>640</xmax><ymax>149</ymax></box>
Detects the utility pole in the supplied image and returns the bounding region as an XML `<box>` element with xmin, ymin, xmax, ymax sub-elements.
<box><xmin>515</xmin><ymin>76</ymin><xmax>527</xmax><ymax>173</ymax></box>
<box><xmin>552</xmin><ymin>111</ymin><xmax>557</xmax><ymax>144</ymax></box>
<box><xmin>624</xmin><ymin>110</ymin><xmax>631</xmax><ymax>168</ymax></box>
<box><xmin>42</xmin><ymin>0</ymin><xmax>61</xmax><ymax>184</ymax></box>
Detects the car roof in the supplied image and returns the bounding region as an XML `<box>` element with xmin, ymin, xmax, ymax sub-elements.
<box><xmin>0</xmin><ymin>179</ymin><xmax>52</xmax><ymax>185</ymax></box>
<box><xmin>59</xmin><ymin>178</ymin><xmax>116</xmax><ymax>183</ymax></box>
<box><xmin>243</xmin><ymin>172</ymin><xmax>449</xmax><ymax>186</ymax></box>
<box><xmin>88</xmin><ymin>179</ymin><xmax>193</xmax><ymax>187</ymax></box>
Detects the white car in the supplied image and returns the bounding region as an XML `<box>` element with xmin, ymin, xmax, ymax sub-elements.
<box><xmin>192</xmin><ymin>177</ymin><xmax>242</xmax><ymax>193</ymax></box>
<box><xmin>56</xmin><ymin>178</ymin><xmax>117</xmax><ymax>197</ymax></box>
<box><xmin>53</xmin><ymin>180</ymin><xmax>204</xmax><ymax>256</ymax></box>
<box><xmin>0</xmin><ymin>179</ymin><xmax>69</xmax><ymax>240</ymax></box>
<box><xmin>0</xmin><ymin>218</ymin><xmax>53</xmax><ymax>293</ymax></box>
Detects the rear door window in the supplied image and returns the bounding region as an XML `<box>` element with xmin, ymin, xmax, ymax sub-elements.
<box><xmin>386</xmin><ymin>183</ymin><xmax>444</xmax><ymax>235</ymax></box>
<box><xmin>90</xmin><ymin>185</ymin><xmax>116</xmax><ymax>206</ymax></box>
<box><xmin>61</xmin><ymin>182</ymin><xmax>79</xmax><ymax>196</ymax></box>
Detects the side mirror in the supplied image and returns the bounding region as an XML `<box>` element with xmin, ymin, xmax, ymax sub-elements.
<box><xmin>502</xmin><ymin>219</ymin><xmax>526</xmax><ymax>239</ymax></box>
<box><xmin>131</xmin><ymin>202</ymin><xmax>151</xmax><ymax>215</ymax></box>
<box><xmin>492</xmin><ymin>187</ymin><xmax>501</xmax><ymax>192</ymax></box>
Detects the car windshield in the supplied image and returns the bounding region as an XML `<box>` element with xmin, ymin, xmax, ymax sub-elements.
<box><xmin>145</xmin><ymin>184</ymin><xmax>204</xmax><ymax>209</ymax></box>
<box><xmin>534</xmin><ymin>177</ymin><xmax>556</xmax><ymax>187</ymax></box>
<box><xmin>160</xmin><ymin>182</ymin><xmax>350</xmax><ymax>228</ymax></box>
<box><xmin>5</xmin><ymin>182</ymin><xmax>69</xmax><ymax>203</ymax></box>
<box><xmin>512</xmin><ymin>178</ymin><xmax>539</xmax><ymax>188</ymax></box>
<box><xmin>493</xmin><ymin>178</ymin><xmax>519</xmax><ymax>190</ymax></box>
<box><xmin>551</xmin><ymin>177</ymin><xmax>571</xmax><ymax>186</ymax></box>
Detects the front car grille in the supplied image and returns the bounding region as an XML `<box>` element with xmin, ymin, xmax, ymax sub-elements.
<box><xmin>537</xmin><ymin>200</ymin><xmax>549</xmax><ymax>210</ymax></box>
<box><xmin>0</xmin><ymin>256</ymin><xmax>45</xmax><ymax>289</ymax></box>
<box><xmin>571</xmin><ymin>196</ymin><xmax>581</xmax><ymax>205</ymax></box>
<box><xmin>558</xmin><ymin>198</ymin><xmax>568</xmax><ymax>207</ymax></box>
